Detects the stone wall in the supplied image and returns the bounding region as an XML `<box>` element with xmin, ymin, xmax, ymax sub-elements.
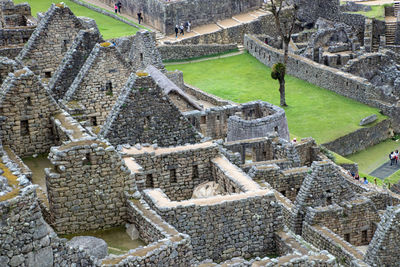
<box><xmin>0</xmin><ymin>185</ymin><xmax>98</xmax><ymax>266</ymax></box>
<box><xmin>0</xmin><ymin>27</ymin><xmax>35</xmax><ymax>46</ymax></box>
<box><xmin>223</xmin><ymin>136</ymin><xmax>301</xmax><ymax>166</ymax></box>
<box><xmin>126</xmin><ymin>142</ymin><xmax>220</xmax><ymax>201</ymax></box>
<box><xmin>305</xmin><ymin>197</ymin><xmax>380</xmax><ymax>246</ymax></box>
<box><xmin>98</xmin><ymin>0</ymin><xmax>262</xmax><ymax>35</ymax></box>
<box><xmin>63</xmin><ymin>43</ymin><xmax>132</xmax><ymax>126</ymax></box>
<box><xmin>144</xmin><ymin>188</ymin><xmax>281</xmax><ymax>262</ymax></box>
<box><xmin>302</xmin><ymin>222</ymin><xmax>364</xmax><ymax>266</ymax></box>
<box><xmin>250</xmin><ymin>164</ymin><xmax>308</xmax><ymax>203</ymax></box>
<box><xmin>245</xmin><ymin>34</ymin><xmax>377</xmax><ymax>105</ymax></box>
<box><xmin>0</xmin><ymin>68</ymin><xmax>61</xmax><ymax>157</ymax></box>
<box><xmin>169</xmin><ymin>10</ymin><xmax>290</xmax><ymax>45</ymax></box>
<box><xmin>100</xmin><ymin>73</ymin><xmax>201</xmax><ymax>147</ymax></box>
<box><xmin>294</xmin><ymin>137</ymin><xmax>320</xmax><ymax>166</ymax></box>
<box><xmin>227</xmin><ymin>101</ymin><xmax>290</xmax><ymax>142</ymax></box>
<box><xmin>365</xmin><ymin>205</ymin><xmax>400</xmax><ymax>266</ymax></box>
<box><xmin>48</xmin><ymin>28</ymin><xmax>102</xmax><ymax>100</ymax></box>
<box><xmin>45</xmin><ymin>139</ymin><xmax>135</xmax><ymax>234</ymax></box>
<box><xmin>0</xmin><ymin>0</ymin><xmax>31</xmax><ymax>27</ymax></box>
<box><xmin>244</xmin><ymin>34</ymin><xmax>400</xmax><ymax>131</ymax></box>
<box><xmin>101</xmin><ymin>199</ymin><xmax>193</xmax><ymax>266</ymax></box>
<box><xmin>128</xmin><ymin>30</ymin><xmax>165</xmax><ymax>71</ymax></box>
<box><xmin>322</xmin><ymin>119</ymin><xmax>392</xmax><ymax>156</ymax></box>
<box><xmin>291</xmin><ymin>161</ymin><xmax>356</xmax><ymax>235</ymax></box>
<box><xmin>158</xmin><ymin>44</ymin><xmax>237</xmax><ymax>61</ymax></box>
<box><xmin>0</xmin><ymin>56</ymin><xmax>18</xmax><ymax>85</ymax></box>
<box><xmin>17</xmin><ymin>4</ymin><xmax>84</xmax><ymax>79</ymax></box>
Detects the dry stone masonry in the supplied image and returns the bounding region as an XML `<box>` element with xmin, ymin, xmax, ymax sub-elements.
<box><xmin>1</xmin><ymin>1</ymin><xmax>400</xmax><ymax>266</ymax></box>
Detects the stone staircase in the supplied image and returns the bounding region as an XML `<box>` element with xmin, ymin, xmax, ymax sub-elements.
<box><xmin>395</xmin><ymin>2</ymin><xmax>400</xmax><ymax>16</ymax></box>
<box><xmin>386</xmin><ymin>20</ymin><xmax>397</xmax><ymax>45</ymax></box>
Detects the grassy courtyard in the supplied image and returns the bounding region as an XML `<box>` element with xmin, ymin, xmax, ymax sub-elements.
<box><xmin>166</xmin><ymin>53</ymin><xmax>386</xmax><ymax>144</ymax></box>
<box><xmin>14</xmin><ymin>0</ymin><xmax>141</xmax><ymax>39</ymax></box>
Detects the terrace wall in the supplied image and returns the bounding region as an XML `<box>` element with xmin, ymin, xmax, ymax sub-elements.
<box><xmin>144</xmin><ymin>188</ymin><xmax>281</xmax><ymax>262</ymax></box>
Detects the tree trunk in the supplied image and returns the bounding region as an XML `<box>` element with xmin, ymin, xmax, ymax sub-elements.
<box><xmin>283</xmin><ymin>40</ymin><xmax>289</xmax><ymax>65</ymax></box>
<box><xmin>279</xmin><ymin>77</ymin><xmax>287</xmax><ymax>107</ymax></box>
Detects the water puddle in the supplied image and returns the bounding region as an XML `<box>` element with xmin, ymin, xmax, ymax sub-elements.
<box><xmin>61</xmin><ymin>226</ymin><xmax>146</xmax><ymax>255</ymax></box>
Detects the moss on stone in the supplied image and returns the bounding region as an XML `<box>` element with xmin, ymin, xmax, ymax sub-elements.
<box><xmin>0</xmin><ymin>163</ymin><xmax>20</xmax><ymax>201</ymax></box>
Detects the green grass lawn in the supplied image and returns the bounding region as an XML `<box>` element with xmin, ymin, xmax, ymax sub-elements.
<box><xmin>15</xmin><ymin>0</ymin><xmax>141</xmax><ymax>39</ymax></box>
<box><xmin>348</xmin><ymin>4</ymin><xmax>393</xmax><ymax>21</ymax></box>
<box><xmin>166</xmin><ymin>53</ymin><xmax>386</xmax><ymax>144</ymax></box>
<box><xmin>347</xmin><ymin>139</ymin><xmax>400</xmax><ymax>174</ymax></box>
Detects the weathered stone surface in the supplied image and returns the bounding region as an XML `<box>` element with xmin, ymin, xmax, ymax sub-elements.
<box><xmin>67</xmin><ymin>236</ymin><xmax>108</xmax><ymax>259</ymax></box>
<box><xmin>191</xmin><ymin>181</ymin><xmax>224</xmax><ymax>199</ymax></box>
<box><xmin>125</xmin><ymin>224</ymin><xmax>139</xmax><ymax>240</ymax></box>
<box><xmin>359</xmin><ymin>114</ymin><xmax>377</xmax><ymax>126</ymax></box>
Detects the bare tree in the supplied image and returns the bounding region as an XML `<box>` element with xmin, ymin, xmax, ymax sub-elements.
<box><xmin>268</xmin><ymin>0</ymin><xmax>297</xmax><ymax>107</ymax></box>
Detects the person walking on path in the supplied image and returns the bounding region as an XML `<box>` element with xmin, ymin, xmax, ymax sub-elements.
<box><xmin>114</xmin><ymin>3</ymin><xmax>118</xmax><ymax>14</ymax></box>
<box><xmin>390</xmin><ymin>151</ymin><xmax>395</xmax><ymax>166</ymax></box>
<box><xmin>179</xmin><ymin>23</ymin><xmax>184</xmax><ymax>35</ymax></box>
<box><xmin>395</xmin><ymin>150</ymin><xmax>399</xmax><ymax>165</ymax></box>
<box><xmin>174</xmin><ymin>25</ymin><xmax>179</xmax><ymax>38</ymax></box>
<box><xmin>117</xmin><ymin>1</ymin><xmax>122</xmax><ymax>13</ymax></box>
<box><xmin>185</xmin><ymin>21</ymin><xmax>191</xmax><ymax>33</ymax></box>
<box><xmin>137</xmin><ymin>12</ymin><xmax>142</xmax><ymax>24</ymax></box>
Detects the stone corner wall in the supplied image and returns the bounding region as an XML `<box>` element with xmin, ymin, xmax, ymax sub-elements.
<box><xmin>45</xmin><ymin>139</ymin><xmax>135</xmax><ymax>234</ymax></box>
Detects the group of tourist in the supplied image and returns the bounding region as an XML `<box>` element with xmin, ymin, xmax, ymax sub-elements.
<box><xmin>389</xmin><ymin>150</ymin><xmax>399</xmax><ymax>166</ymax></box>
<box><xmin>349</xmin><ymin>171</ymin><xmax>369</xmax><ymax>185</ymax></box>
<box><xmin>174</xmin><ymin>21</ymin><xmax>191</xmax><ymax>37</ymax></box>
<box><xmin>114</xmin><ymin>1</ymin><xmax>122</xmax><ymax>14</ymax></box>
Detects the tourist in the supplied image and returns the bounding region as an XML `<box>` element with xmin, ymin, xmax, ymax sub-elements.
<box><xmin>180</xmin><ymin>23</ymin><xmax>184</xmax><ymax>35</ymax></box>
<box><xmin>174</xmin><ymin>25</ymin><xmax>179</xmax><ymax>38</ymax></box>
<box><xmin>137</xmin><ymin>12</ymin><xmax>142</xmax><ymax>24</ymax></box>
<box><xmin>354</xmin><ymin>173</ymin><xmax>360</xmax><ymax>181</ymax></box>
<box><xmin>395</xmin><ymin>150</ymin><xmax>399</xmax><ymax>165</ymax></box>
<box><xmin>186</xmin><ymin>21</ymin><xmax>191</xmax><ymax>32</ymax></box>
<box><xmin>363</xmin><ymin>177</ymin><xmax>368</xmax><ymax>185</ymax></box>
<box><xmin>117</xmin><ymin>1</ymin><xmax>122</xmax><ymax>13</ymax></box>
<box><xmin>292</xmin><ymin>137</ymin><xmax>297</xmax><ymax>143</ymax></box>
<box><xmin>114</xmin><ymin>3</ymin><xmax>118</xmax><ymax>14</ymax></box>
<box><xmin>390</xmin><ymin>151</ymin><xmax>395</xmax><ymax>166</ymax></box>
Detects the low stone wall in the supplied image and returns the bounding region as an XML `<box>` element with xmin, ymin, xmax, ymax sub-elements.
<box><xmin>158</xmin><ymin>44</ymin><xmax>237</xmax><ymax>61</ymax></box>
<box><xmin>245</xmin><ymin>34</ymin><xmax>377</xmax><ymax>105</ymax></box>
<box><xmin>227</xmin><ymin>101</ymin><xmax>290</xmax><ymax>142</ymax></box>
<box><xmin>322</xmin><ymin>119</ymin><xmax>392</xmax><ymax>156</ymax></box>
<box><xmin>302</xmin><ymin>223</ymin><xmax>364</xmax><ymax>266</ymax></box>
<box><xmin>144</xmin><ymin>188</ymin><xmax>282</xmax><ymax>262</ymax></box>
<box><xmin>101</xmin><ymin>198</ymin><xmax>193</xmax><ymax>266</ymax></box>
<box><xmin>245</xmin><ymin>34</ymin><xmax>400</xmax><ymax>132</ymax></box>
<box><xmin>183</xmin><ymin>84</ymin><xmax>231</xmax><ymax>107</ymax></box>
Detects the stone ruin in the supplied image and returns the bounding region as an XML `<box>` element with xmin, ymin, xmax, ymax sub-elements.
<box><xmin>1</xmin><ymin>2</ymin><xmax>400</xmax><ymax>267</ymax></box>
<box><xmin>0</xmin><ymin>0</ymin><xmax>37</xmax><ymax>58</ymax></box>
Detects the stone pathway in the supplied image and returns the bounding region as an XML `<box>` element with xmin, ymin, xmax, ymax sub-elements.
<box><xmin>370</xmin><ymin>160</ymin><xmax>400</xmax><ymax>179</ymax></box>
<box><xmin>159</xmin><ymin>9</ymin><xmax>268</xmax><ymax>44</ymax></box>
